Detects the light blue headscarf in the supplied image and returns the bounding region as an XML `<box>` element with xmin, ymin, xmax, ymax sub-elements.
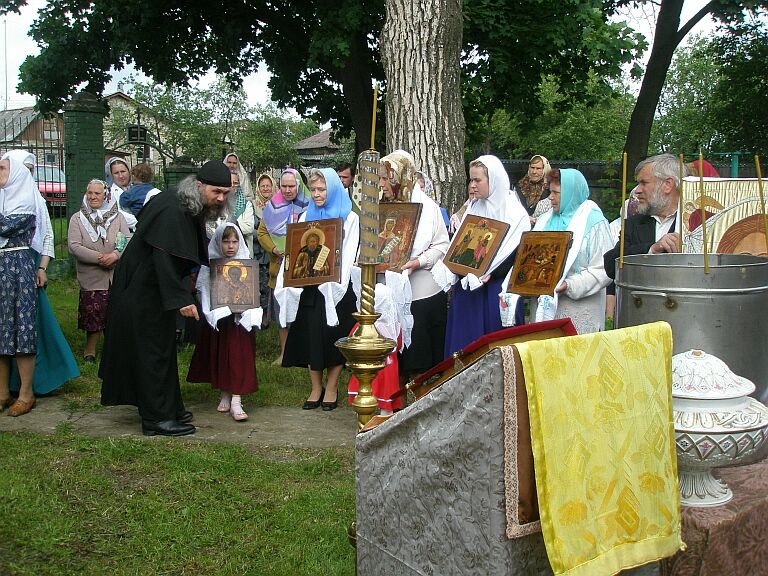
<box><xmin>306</xmin><ymin>168</ymin><xmax>352</xmax><ymax>220</ymax></box>
<box><xmin>543</xmin><ymin>169</ymin><xmax>604</xmax><ymax>233</ymax></box>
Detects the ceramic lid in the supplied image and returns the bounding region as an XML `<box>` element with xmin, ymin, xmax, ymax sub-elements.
<box><xmin>672</xmin><ymin>349</ymin><xmax>756</xmax><ymax>399</ymax></box>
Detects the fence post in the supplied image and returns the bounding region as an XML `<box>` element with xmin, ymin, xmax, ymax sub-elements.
<box><xmin>59</xmin><ymin>92</ymin><xmax>107</xmax><ymax>277</ymax></box>
<box><xmin>164</xmin><ymin>156</ymin><xmax>198</xmax><ymax>192</ymax></box>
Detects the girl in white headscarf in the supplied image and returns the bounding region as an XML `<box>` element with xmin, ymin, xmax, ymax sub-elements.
<box><xmin>433</xmin><ymin>155</ymin><xmax>530</xmax><ymax>357</ymax></box>
<box><xmin>187</xmin><ymin>223</ymin><xmax>262</xmax><ymax>422</ymax></box>
<box><xmin>68</xmin><ymin>179</ymin><xmax>131</xmax><ymax>361</ymax></box>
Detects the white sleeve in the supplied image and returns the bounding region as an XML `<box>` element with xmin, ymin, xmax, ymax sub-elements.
<box><xmin>565</xmin><ymin>220</ymin><xmax>613</xmax><ymax>300</ymax></box>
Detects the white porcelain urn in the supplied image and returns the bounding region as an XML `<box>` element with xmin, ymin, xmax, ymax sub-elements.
<box><xmin>672</xmin><ymin>349</ymin><xmax>768</xmax><ymax>507</ymax></box>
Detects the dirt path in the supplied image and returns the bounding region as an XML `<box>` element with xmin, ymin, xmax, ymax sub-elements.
<box><xmin>0</xmin><ymin>395</ymin><xmax>359</xmax><ymax>449</ymax></box>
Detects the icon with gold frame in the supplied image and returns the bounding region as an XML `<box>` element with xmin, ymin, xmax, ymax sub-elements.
<box><xmin>376</xmin><ymin>202</ymin><xmax>423</xmax><ymax>272</ymax></box>
<box><xmin>283</xmin><ymin>218</ymin><xmax>343</xmax><ymax>288</ymax></box>
<box><xmin>506</xmin><ymin>230</ymin><xmax>573</xmax><ymax>296</ymax></box>
<box><xmin>210</xmin><ymin>257</ymin><xmax>259</xmax><ymax>313</ymax></box>
<box><xmin>444</xmin><ymin>215</ymin><xmax>510</xmax><ymax>277</ymax></box>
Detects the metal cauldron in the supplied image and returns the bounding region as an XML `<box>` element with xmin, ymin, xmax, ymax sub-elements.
<box><xmin>616</xmin><ymin>253</ymin><xmax>768</xmax><ymax>404</ymax></box>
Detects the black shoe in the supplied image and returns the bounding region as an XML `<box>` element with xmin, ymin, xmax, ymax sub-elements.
<box><xmin>302</xmin><ymin>388</ymin><xmax>324</xmax><ymax>410</ymax></box>
<box><xmin>84</xmin><ymin>355</ymin><xmax>96</xmax><ymax>363</ymax></box>
<box><xmin>177</xmin><ymin>411</ymin><xmax>193</xmax><ymax>424</ymax></box>
<box><xmin>321</xmin><ymin>391</ymin><xmax>338</xmax><ymax>411</ymax></box>
<box><xmin>141</xmin><ymin>420</ymin><xmax>196</xmax><ymax>437</ymax></box>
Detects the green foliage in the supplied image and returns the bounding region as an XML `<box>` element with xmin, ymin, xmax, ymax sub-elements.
<box><xmin>709</xmin><ymin>18</ymin><xmax>768</xmax><ymax>153</ymax></box>
<box><xmin>103</xmin><ymin>78</ymin><xmax>318</xmax><ymax>169</ymax></box>
<box><xmin>236</xmin><ymin>105</ymin><xmax>319</xmax><ymax>172</ymax></box>
<box><xmin>104</xmin><ymin>77</ymin><xmax>251</xmax><ymax>164</ymax></box>
<box><xmin>468</xmin><ymin>74</ymin><xmax>634</xmax><ymax>161</ymax></box>
<box><xmin>462</xmin><ymin>0</ymin><xmax>644</xmax><ymax>132</ymax></box>
<box><xmin>650</xmin><ymin>35</ymin><xmax>723</xmax><ymax>154</ymax></box>
<box><xmin>17</xmin><ymin>0</ymin><xmax>643</xmax><ymax>151</ymax></box>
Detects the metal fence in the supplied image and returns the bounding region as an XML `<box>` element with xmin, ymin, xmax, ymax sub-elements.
<box><xmin>1</xmin><ymin>111</ymin><xmax>68</xmax><ymax>259</ymax></box>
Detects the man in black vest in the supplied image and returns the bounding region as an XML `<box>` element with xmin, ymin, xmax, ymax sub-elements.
<box><xmin>604</xmin><ymin>153</ymin><xmax>688</xmax><ymax>280</ymax></box>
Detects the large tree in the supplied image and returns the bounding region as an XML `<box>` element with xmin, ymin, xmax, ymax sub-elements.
<box><xmin>381</xmin><ymin>0</ymin><xmax>465</xmax><ymax>208</ymax></box>
<box><xmin>612</xmin><ymin>0</ymin><xmax>768</xmax><ymax>168</ymax></box>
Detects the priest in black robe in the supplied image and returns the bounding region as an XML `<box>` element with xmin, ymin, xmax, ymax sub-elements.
<box><xmin>100</xmin><ymin>161</ymin><xmax>233</xmax><ymax>437</ymax></box>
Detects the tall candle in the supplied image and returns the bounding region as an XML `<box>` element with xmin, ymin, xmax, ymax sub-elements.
<box><xmin>699</xmin><ymin>150</ymin><xmax>709</xmax><ymax>273</ymax></box>
<box><xmin>618</xmin><ymin>151</ymin><xmax>627</xmax><ymax>269</ymax></box>
<box><xmin>679</xmin><ymin>154</ymin><xmax>685</xmax><ymax>254</ymax></box>
<box><xmin>756</xmin><ymin>155</ymin><xmax>768</xmax><ymax>249</ymax></box>
<box><xmin>370</xmin><ymin>84</ymin><xmax>378</xmax><ymax>151</ymax></box>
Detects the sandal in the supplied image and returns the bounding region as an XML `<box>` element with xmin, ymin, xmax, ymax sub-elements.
<box><xmin>230</xmin><ymin>395</ymin><xmax>248</xmax><ymax>422</ymax></box>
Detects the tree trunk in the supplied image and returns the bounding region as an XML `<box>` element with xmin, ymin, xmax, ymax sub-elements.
<box><xmin>380</xmin><ymin>0</ymin><xmax>465</xmax><ymax>211</ymax></box>
<box><xmin>625</xmin><ymin>0</ymin><xmax>686</xmax><ymax>170</ymax></box>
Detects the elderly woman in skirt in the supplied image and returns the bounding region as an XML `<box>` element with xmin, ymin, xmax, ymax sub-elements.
<box><xmin>68</xmin><ymin>179</ymin><xmax>132</xmax><ymax>361</ymax></box>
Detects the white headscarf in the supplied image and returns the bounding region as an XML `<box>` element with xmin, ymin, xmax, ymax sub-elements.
<box><xmin>0</xmin><ymin>157</ymin><xmax>46</xmax><ymax>253</ymax></box>
<box><xmin>78</xmin><ymin>180</ymin><xmax>121</xmax><ymax>243</ymax></box>
<box><xmin>2</xmin><ymin>149</ymin><xmax>36</xmax><ymax>170</ymax></box>
<box><xmin>463</xmin><ymin>155</ymin><xmax>530</xmax><ymax>284</ymax></box>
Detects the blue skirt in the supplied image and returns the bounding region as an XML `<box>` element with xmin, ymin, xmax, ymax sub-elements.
<box><xmin>443</xmin><ymin>277</ymin><xmax>524</xmax><ymax>359</ymax></box>
<box><xmin>10</xmin><ymin>264</ymin><xmax>80</xmax><ymax>395</ymax></box>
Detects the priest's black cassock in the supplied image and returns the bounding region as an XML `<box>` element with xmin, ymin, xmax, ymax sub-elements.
<box><xmin>100</xmin><ymin>190</ymin><xmax>207</xmax><ymax>421</ymax></box>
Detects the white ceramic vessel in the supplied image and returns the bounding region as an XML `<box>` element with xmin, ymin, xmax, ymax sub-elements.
<box><xmin>671</xmin><ymin>350</ymin><xmax>768</xmax><ymax>507</ymax></box>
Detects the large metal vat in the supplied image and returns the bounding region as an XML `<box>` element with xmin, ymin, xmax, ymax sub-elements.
<box><xmin>616</xmin><ymin>253</ymin><xmax>768</xmax><ymax>403</ymax></box>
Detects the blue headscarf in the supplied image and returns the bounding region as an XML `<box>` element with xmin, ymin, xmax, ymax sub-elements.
<box><xmin>543</xmin><ymin>169</ymin><xmax>604</xmax><ymax>233</ymax></box>
<box><xmin>306</xmin><ymin>168</ymin><xmax>352</xmax><ymax>220</ymax></box>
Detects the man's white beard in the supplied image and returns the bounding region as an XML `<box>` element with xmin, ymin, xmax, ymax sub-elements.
<box><xmin>636</xmin><ymin>183</ymin><xmax>670</xmax><ymax>217</ymax></box>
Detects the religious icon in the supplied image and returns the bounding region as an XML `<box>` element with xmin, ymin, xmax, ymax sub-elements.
<box><xmin>376</xmin><ymin>202</ymin><xmax>422</xmax><ymax>272</ymax></box>
<box><xmin>210</xmin><ymin>258</ymin><xmax>259</xmax><ymax>313</ymax></box>
<box><xmin>505</xmin><ymin>231</ymin><xmax>573</xmax><ymax>296</ymax></box>
<box><xmin>283</xmin><ymin>218</ymin><xmax>343</xmax><ymax>287</ymax></box>
<box><xmin>443</xmin><ymin>215</ymin><xmax>510</xmax><ymax>277</ymax></box>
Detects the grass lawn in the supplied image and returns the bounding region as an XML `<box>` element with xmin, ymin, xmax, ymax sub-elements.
<box><xmin>1</xmin><ymin>277</ymin><xmax>357</xmax><ymax>576</ymax></box>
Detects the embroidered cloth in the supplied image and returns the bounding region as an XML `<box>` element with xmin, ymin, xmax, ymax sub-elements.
<box><xmin>516</xmin><ymin>322</ymin><xmax>683</xmax><ymax>575</ymax></box>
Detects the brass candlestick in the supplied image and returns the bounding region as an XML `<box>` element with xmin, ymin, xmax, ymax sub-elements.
<box><xmin>336</xmin><ymin>149</ymin><xmax>395</xmax><ymax>429</ymax></box>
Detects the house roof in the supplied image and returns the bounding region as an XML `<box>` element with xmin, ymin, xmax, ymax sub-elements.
<box><xmin>295</xmin><ymin>128</ymin><xmax>340</xmax><ymax>152</ymax></box>
<box><xmin>0</xmin><ymin>107</ymin><xmax>40</xmax><ymax>143</ymax></box>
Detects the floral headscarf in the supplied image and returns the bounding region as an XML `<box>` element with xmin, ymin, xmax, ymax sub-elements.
<box><xmin>380</xmin><ymin>150</ymin><xmax>417</xmax><ymax>201</ymax></box>
<box><xmin>79</xmin><ymin>179</ymin><xmax>120</xmax><ymax>243</ymax></box>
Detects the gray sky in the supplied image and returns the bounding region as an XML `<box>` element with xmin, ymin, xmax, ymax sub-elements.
<box><xmin>1</xmin><ymin>0</ymin><xmax>718</xmax><ymax>111</ymax></box>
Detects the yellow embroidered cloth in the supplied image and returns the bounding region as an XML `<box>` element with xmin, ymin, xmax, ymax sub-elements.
<box><xmin>516</xmin><ymin>321</ymin><xmax>683</xmax><ymax>576</ymax></box>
